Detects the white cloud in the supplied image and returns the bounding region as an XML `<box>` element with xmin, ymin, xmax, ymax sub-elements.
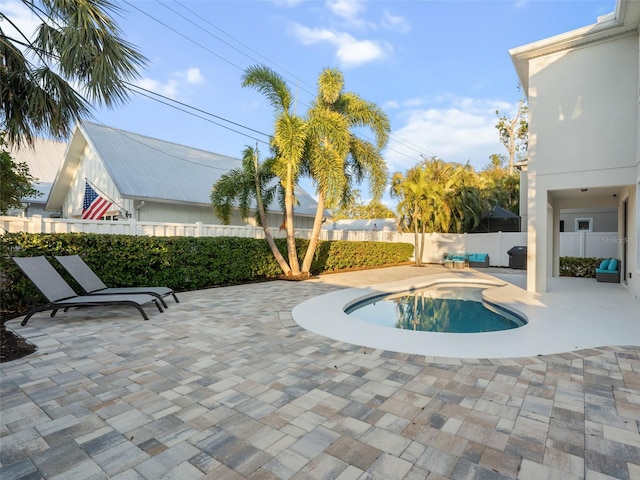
<box><xmin>385</xmin><ymin>97</ymin><xmax>519</xmax><ymax>172</ymax></box>
<box><xmin>137</xmin><ymin>77</ymin><xmax>179</xmax><ymax>98</ymax></box>
<box><xmin>1</xmin><ymin>1</ymin><xmax>42</xmax><ymax>48</ymax></box>
<box><xmin>327</xmin><ymin>0</ymin><xmax>366</xmax><ymax>22</ymax></box>
<box><xmin>186</xmin><ymin>68</ymin><xmax>204</xmax><ymax>85</ymax></box>
<box><xmin>292</xmin><ymin>24</ymin><xmax>390</xmax><ymax>68</ymax></box>
<box><xmin>381</xmin><ymin>9</ymin><xmax>410</xmax><ymax>33</ymax></box>
<box><xmin>273</xmin><ymin>0</ymin><xmax>306</xmax><ymax>6</ymax></box>
<box><xmin>135</xmin><ymin>67</ymin><xmax>205</xmax><ymax>99</ymax></box>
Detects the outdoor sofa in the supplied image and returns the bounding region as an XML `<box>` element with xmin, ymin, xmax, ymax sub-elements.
<box><xmin>466</xmin><ymin>253</ymin><xmax>490</xmax><ymax>268</ymax></box>
<box><xmin>443</xmin><ymin>252</ymin><xmax>490</xmax><ymax>268</ymax></box>
<box><xmin>595</xmin><ymin>258</ymin><xmax>620</xmax><ymax>283</ymax></box>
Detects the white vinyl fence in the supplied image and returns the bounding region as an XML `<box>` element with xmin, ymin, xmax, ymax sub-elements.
<box><xmin>1</xmin><ymin>215</ymin><xmax>619</xmax><ymax>266</ymax></box>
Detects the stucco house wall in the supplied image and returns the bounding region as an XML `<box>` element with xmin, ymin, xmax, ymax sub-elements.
<box><xmin>529</xmin><ymin>34</ymin><xmax>637</xmax><ymax>177</ymax></box>
<box><xmin>559</xmin><ymin>207</ymin><xmax>618</xmax><ymax>233</ymax></box>
<box><xmin>510</xmin><ymin>1</ymin><xmax>639</xmax><ymax>301</ymax></box>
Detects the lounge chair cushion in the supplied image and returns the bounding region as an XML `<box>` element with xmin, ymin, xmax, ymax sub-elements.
<box><xmin>599</xmin><ymin>259</ymin><xmax>610</xmax><ymax>270</ymax></box>
<box><xmin>608</xmin><ymin>259</ymin><xmax>618</xmax><ymax>271</ymax></box>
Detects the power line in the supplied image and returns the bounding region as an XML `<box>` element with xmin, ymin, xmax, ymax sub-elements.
<box><xmin>162</xmin><ymin>0</ymin><xmax>317</xmax><ymax>100</ymax></box>
<box><xmin>157</xmin><ymin>2</ymin><xmax>436</xmax><ymax>162</ymax></box>
<box><xmin>127</xmin><ymin>86</ymin><xmax>270</xmax><ymax>147</ymax></box>
<box><xmin>118</xmin><ymin>1</ymin><xmax>438</xmax><ymax>166</ymax></box>
<box><xmin>121</xmin><ymin>0</ymin><xmax>245</xmax><ymax>72</ymax></box>
<box><xmin>127</xmin><ymin>82</ymin><xmax>271</xmax><ymax>140</ymax></box>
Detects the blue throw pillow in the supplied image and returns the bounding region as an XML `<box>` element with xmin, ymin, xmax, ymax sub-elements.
<box><xmin>599</xmin><ymin>259</ymin><xmax>610</xmax><ymax>270</ymax></box>
<box><xmin>608</xmin><ymin>259</ymin><xmax>618</xmax><ymax>271</ymax></box>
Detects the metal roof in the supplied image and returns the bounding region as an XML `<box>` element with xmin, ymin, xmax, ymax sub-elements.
<box><xmin>9</xmin><ymin>138</ymin><xmax>65</xmax><ymax>204</ymax></box>
<box><xmin>8</xmin><ymin>137</ymin><xmax>66</xmax><ymax>183</ymax></box>
<box><xmin>70</xmin><ymin>122</ymin><xmax>319</xmax><ymax>216</ymax></box>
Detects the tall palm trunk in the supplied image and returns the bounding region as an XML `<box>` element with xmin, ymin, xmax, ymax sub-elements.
<box><xmin>413</xmin><ymin>205</ymin><xmax>421</xmax><ymax>266</ymax></box>
<box><xmin>301</xmin><ymin>191</ymin><xmax>326</xmax><ymax>275</ymax></box>
<box><xmin>253</xmin><ymin>157</ymin><xmax>291</xmax><ymax>276</ymax></box>
<box><xmin>420</xmin><ymin>222</ymin><xmax>426</xmax><ymax>266</ymax></box>
<box><xmin>413</xmin><ymin>200</ymin><xmax>424</xmax><ymax>267</ymax></box>
<box><xmin>285</xmin><ymin>164</ymin><xmax>300</xmax><ymax>276</ymax></box>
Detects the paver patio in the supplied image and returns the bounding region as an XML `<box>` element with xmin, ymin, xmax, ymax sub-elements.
<box><xmin>1</xmin><ymin>265</ymin><xmax>639</xmax><ymax>479</ymax></box>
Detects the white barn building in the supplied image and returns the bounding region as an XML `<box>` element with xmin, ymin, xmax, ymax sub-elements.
<box><xmin>45</xmin><ymin>121</ymin><xmax>321</xmax><ymax>228</ymax></box>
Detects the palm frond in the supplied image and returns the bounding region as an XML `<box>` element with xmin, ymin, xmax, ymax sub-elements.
<box><xmin>242</xmin><ymin>65</ymin><xmax>293</xmax><ymax>113</ymax></box>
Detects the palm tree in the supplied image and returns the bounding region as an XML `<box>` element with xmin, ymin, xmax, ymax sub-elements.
<box><xmin>242</xmin><ymin>65</ymin><xmax>389</xmax><ymax>278</ymax></box>
<box><xmin>479</xmin><ymin>155</ymin><xmax>520</xmax><ymax>215</ymax></box>
<box><xmin>392</xmin><ymin>158</ymin><xmax>489</xmax><ymax>263</ymax></box>
<box><xmin>391</xmin><ymin>166</ymin><xmax>429</xmax><ymax>266</ymax></box>
<box><xmin>301</xmin><ymin>68</ymin><xmax>390</xmax><ymax>274</ymax></box>
<box><xmin>1</xmin><ymin>0</ymin><xmax>147</xmax><ymax>147</ymax></box>
<box><xmin>447</xmin><ymin>163</ymin><xmax>488</xmax><ymax>233</ymax></box>
<box><xmin>242</xmin><ymin>65</ymin><xmax>307</xmax><ymax>276</ymax></box>
<box><xmin>210</xmin><ymin>145</ymin><xmax>291</xmax><ymax>275</ymax></box>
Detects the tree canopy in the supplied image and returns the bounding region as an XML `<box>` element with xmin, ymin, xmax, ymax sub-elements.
<box><xmin>0</xmin><ymin>133</ymin><xmax>40</xmax><ymax>214</ymax></box>
<box><xmin>392</xmin><ymin>155</ymin><xmax>520</xmax><ymax>238</ymax></box>
<box><xmin>330</xmin><ymin>189</ymin><xmax>395</xmax><ymax>220</ymax></box>
<box><xmin>1</xmin><ymin>0</ymin><xmax>147</xmax><ymax>147</ymax></box>
<box><xmin>495</xmin><ymin>98</ymin><xmax>528</xmax><ymax>175</ymax></box>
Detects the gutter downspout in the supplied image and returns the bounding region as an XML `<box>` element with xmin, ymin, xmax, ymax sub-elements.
<box><xmin>135</xmin><ymin>201</ymin><xmax>145</xmax><ymax>221</ymax></box>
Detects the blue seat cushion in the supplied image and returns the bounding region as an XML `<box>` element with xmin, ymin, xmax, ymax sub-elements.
<box><xmin>596</xmin><ymin>268</ymin><xmax>614</xmax><ymax>274</ymax></box>
<box><xmin>599</xmin><ymin>259</ymin><xmax>610</xmax><ymax>270</ymax></box>
<box><xmin>608</xmin><ymin>259</ymin><xmax>618</xmax><ymax>271</ymax></box>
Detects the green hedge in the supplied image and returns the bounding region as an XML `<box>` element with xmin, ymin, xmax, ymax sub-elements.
<box><xmin>559</xmin><ymin>256</ymin><xmax>604</xmax><ymax>278</ymax></box>
<box><xmin>0</xmin><ymin>232</ymin><xmax>414</xmax><ymax>321</ymax></box>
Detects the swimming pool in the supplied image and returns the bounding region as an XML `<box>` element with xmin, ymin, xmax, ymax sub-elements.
<box><xmin>292</xmin><ymin>272</ymin><xmax>536</xmax><ymax>358</ymax></box>
<box><xmin>345</xmin><ymin>284</ymin><xmax>526</xmax><ymax>333</ymax></box>
<box><xmin>293</xmin><ymin>269</ymin><xmax>640</xmax><ymax>358</ymax></box>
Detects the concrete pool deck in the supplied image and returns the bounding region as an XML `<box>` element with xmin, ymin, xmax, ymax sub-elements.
<box><xmin>293</xmin><ymin>268</ymin><xmax>640</xmax><ymax>359</ymax></box>
<box><xmin>1</xmin><ymin>265</ymin><xmax>639</xmax><ymax>479</ymax></box>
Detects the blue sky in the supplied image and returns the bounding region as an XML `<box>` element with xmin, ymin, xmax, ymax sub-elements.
<box><xmin>4</xmin><ymin>0</ymin><xmax>617</xmax><ymax>204</ymax></box>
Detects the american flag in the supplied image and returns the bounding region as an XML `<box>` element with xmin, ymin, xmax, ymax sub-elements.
<box><xmin>82</xmin><ymin>182</ymin><xmax>113</xmax><ymax>220</ymax></box>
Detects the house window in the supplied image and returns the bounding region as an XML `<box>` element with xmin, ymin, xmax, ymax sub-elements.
<box><xmin>559</xmin><ymin>220</ymin><xmax>565</xmax><ymax>232</ymax></box>
<box><xmin>575</xmin><ymin>218</ymin><xmax>593</xmax><ymax>232</ymax></box>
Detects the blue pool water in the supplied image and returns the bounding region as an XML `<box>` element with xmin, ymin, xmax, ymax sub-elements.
<box><xmin>345</xmin><ymin>284</ymin><xmax>526</xmax><ymax>333</ymax></box>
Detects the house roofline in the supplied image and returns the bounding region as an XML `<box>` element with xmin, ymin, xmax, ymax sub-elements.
<box><xmin>509</xmin><ymin>0</ymin><xmax>636</xmax><ymax>93</ymax></box>
<box><xmin>46</xmin><ymin>124</ymin><xmax>87</xmax><ymax>211</ymax></box>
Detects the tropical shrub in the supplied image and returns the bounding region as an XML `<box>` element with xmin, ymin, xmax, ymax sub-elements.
<box><xmin>559</xmin><ymin>256</ymin><xmax>604</xmax><ymax>278</ymax></box>
<box><xmin>0</xmin><ymin>233</ymin><xmax>413</xmax><ymax>321</ymax></box>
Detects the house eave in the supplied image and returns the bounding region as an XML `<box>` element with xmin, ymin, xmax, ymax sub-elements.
<box><xmin>509</xmin><ymin>0</ymin><xmax>637</xmax><ymax>94</ymax></box>
<box><xmin>45</xmin><ymin>125</ymin><xmax>86</xmax><ymax>211</ymax></box>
